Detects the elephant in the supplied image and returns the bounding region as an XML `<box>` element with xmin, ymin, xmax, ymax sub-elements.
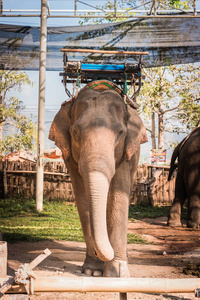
<box><xmin>49</xmin><ymin>80</ymin><xmax>147</xmax><ymax>277</ymax></box>
<box><xmin>168</xmin><ymin>127</ymin><xmax>200</xmax><ymax>228</ymax></box>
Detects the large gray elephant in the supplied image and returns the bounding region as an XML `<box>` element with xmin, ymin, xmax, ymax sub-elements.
<box><xmin>49</xmin><ymin>80</ymin><xmax>147</xmax><ymax>277</ymax></box>
<box><xmin>168</xmin><ymin>127</ymin><xmax>200</xmax><ymax>228</ymax></box>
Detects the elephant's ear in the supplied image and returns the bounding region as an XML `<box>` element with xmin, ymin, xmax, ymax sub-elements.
<box><xmin>125</xmin><ymin>105</ymin><xmax>148</xmax><ymax>161</ymax></box>
<box><xmin>49</xmin><ymin>101</ymin><xmax>72</xmax><ymax>162</ymax></box>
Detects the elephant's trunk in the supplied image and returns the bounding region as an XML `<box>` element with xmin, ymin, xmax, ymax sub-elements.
<box><xmin>85</xmin><ymin>171</ymin><xmax>114</xmax><ymax>262</ymax></box>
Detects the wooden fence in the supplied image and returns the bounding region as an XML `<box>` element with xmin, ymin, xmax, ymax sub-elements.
<box><xmin>0</xmin><ymin>160</ymin><xmax>176</xmax><ymax>206</ymax></box>
<box><xmin>131</xmin><ymin>165</ymin><xmax>176</xmax><ymax>206</ymax></box>
<box><xmin>0</xmin><ymin>160</ymin><xmax>74</xmax><ymax>201</ymax></box>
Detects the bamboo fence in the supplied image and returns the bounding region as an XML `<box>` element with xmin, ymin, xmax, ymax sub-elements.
<box><xmin>0</xmin><ymin>160</ymin><xmax>176</xmax><ymax>206</ymax></box>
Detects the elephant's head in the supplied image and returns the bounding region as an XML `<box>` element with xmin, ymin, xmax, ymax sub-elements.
<box><xmin>49</xmin><ymin>85</ymin><xmax>147</xmax><ymax>261</ymax></box>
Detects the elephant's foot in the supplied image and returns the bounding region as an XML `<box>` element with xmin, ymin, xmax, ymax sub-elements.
<box><xmin>103</xmin><ymin>259</ymin><xmax>130</xmax><ymax>277</ymax></box>
<box><xmin>187</xmin><ymin>207</ymin><xmax>200</xmax><ymax>228</ymax></box>
<box><xmin>167</xmin><ymin>218</ymin><xmax>182</xmax><ymax>227</ymax></box>
<box><xmin>167</xmin><ymin>213</ymin><xmax>182</xmax><ymax>227</ymax></box>
<box><xmin>187</xmin><ymin>220</ymin><xmax>200</xmax><ymax>229</ymax></box>
<box><xmin>82</xmin><ymin>254</ymin><xmax>104</xmax><ymax>277</ymax></box>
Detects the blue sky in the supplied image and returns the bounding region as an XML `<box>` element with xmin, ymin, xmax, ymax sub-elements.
<box><xmin>1</xmin><ymin>0</ymin><xmax>77</xmax><ymax>26</ymax></box>
<box><xmin>0</xmin><ymin>0</ymin><xmax>109</xmax><ymax>27</ymax></box>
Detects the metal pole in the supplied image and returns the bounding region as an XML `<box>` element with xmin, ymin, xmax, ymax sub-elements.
<box><xmin>154</xmin><ymin>0</ymin><xmax>157</xmax><ymax>16</ymax></box>
<box><xmin>114</xmin><ymin>0</ymin><xmax>117</xmax><ymax>17</ymax></box>
<box><xmin>194</xmin><ymin>0</ymin><xmax>197</xmax><ymax>16</ymax></box>
<box><xmin>0</xmin><ymin>0</ymin><xmax>3</xmax><ymax>16</ymax></box>
<box><xmin>36</xmin><ymin>0</ymin><xmax>48</xmax><ymax>212</ymax></box>
<box><xmin>74</xmin><ymin>0</ymin><xmax>77</xmax><ymax>16</ymax></box>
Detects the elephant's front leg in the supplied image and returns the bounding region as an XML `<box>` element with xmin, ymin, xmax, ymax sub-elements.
<box><xmin>67</xmin><ymin>160</ymin><xmax>104</xmax><ymax>276</ymax></box>
<box><xmin>168</xmin><ymin>172</ymin><xmax>186</xmax><ymax>227</ymax></box>
<box><xmin>104</xmin><ymin>161</ymin><xmax>131</xmax><ymax>277</ymax></box>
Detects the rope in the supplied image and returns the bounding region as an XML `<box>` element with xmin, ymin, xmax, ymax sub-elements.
<box><xmin>76</xmin><ymin>72</ymin><xmax>80</xmax><ymax>87</ymax></box>
<box><xmin>89</xmin><ymin>82</ymin><xmax>115</xmax><ymax>90</ymax></box>
<box><xmin>123</xmin><ymin>73</ymin><xmax>128</xmax><ymax>95</ymax></box>
<box><xmin>15</xmin><ymin>263</ymin><xmax>37</xmax><ymax>295</ymax></box>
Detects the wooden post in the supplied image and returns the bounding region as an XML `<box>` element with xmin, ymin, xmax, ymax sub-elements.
<box><xmin>0</xmin><ymin>241</ymin><xmax>7</xmax><ymax>277</ymax></box>
<box><xmin>119</xmin><ymin>261</ymin><xmax>127</xmax><ymax>300</ymax></box>
<box><xmin>36</xmin><ymin>0</ymin><xmax>48</xmax><ymax>212</ymax></box>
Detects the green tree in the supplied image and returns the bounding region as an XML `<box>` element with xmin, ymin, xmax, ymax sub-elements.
<box><xmin>79</xmin><ymin>0</ymin><xmax>136</xmax><ymax>25</ymax></box>
<box><xmin>137</xmin><ymin>64</ymin><xmax>200</xmax><ymax>149</ymax></box>
<box><xmin>0</xmin><ymin>70</ymin><xmax>37</xmax><ymax>156</ymax></box>
<box><xmin>79</xmin><ymin>0</ymin><xmax>194</xmax><ymax>25</ymax></box>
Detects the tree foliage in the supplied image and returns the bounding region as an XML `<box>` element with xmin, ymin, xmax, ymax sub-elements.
<box><xmin>79</xmin><ymin>0</ymin><xmax>136</xmax><ymax>25</ymax></box>
<box><xmin>79</xmin><ymin>0</ymin><xmax>194</xmax><ymax>25</ymax></box>
<box><xmin>137</xmin><ymin>64</ymin><xmax>200</xmax><ymax>149</ymax></box>
<box><xmin>0</xmin><ymin>71</ymin><xmax>37</xmax><ymax>156</ymax></box>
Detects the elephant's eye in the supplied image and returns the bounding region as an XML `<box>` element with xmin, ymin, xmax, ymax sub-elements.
<box><xmin>117</xmin><ymin>127</ymin><xmax>124</xmax><ymax>139</ymax></box>
<box><xmin>118</xmin><ymin>129</ymin><xmax>123</xmax><ymax>136</ymax></box>
<box><xmin>116</xmin><ymin>125</ymin><xmax>126</xmax><ymax>142</ymax></box>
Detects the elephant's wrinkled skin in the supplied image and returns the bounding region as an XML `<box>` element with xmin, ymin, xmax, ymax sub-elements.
<box><xmin>49</xmin><ymin>85</ymin><xmax>147</xmax><ymax>277</ymax></box>
<box><xmin>168</xmin><ymin>127</ymin><xmax>200</xmax><ymax>228</ymax></box>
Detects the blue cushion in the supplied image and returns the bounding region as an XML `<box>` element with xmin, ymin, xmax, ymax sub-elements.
<box><xmin>81</xmin><ymin>63</ymin><xmax>124</xmax><ymax>71</ymax></box>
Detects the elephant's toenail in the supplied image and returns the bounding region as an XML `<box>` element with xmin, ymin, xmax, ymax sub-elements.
<box><xmin>93</xmin><ymin>270</ymin><xmax>102</xmax><ymax>277</ymax></box>
<box><xmin>84</xmin><ymin>268</ymin><xmax>92</xmax><ymax>276</ymax></box>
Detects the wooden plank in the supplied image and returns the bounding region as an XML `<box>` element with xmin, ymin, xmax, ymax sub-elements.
<box><xmin>163</xmin><ymin>173</ymin><xmax>169</xmax><ymax>206</ymax></box>
<box><xmin>61</xmin><ymin>48</ymin><xmax>149</xmax><ymax>55</ymax></box>
<box><xmin>0</xmin><ymin>170</ymin><xmax>69</xmax><ymax>176</ymax></box>
<box><xmin>145</xmin><ymin>164</ymin><xmax>170</xmax><ymax>170</ymax></box>
<box><xmin>30</xmin><ymin>176</ymin><xmax>35</xmax><ymax>197</ymax></box>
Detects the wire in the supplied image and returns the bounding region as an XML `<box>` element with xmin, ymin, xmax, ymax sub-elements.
<box><xmin>77</xmin><ymin>0</ymin><xmax>107</xmax><ymax>12</ymax></box>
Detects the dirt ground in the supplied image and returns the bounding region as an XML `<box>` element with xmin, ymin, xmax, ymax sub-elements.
<box><xmin>3</xmin><ymin>217</ymin><xmax>200</xmax><ymax>300</ymax></box>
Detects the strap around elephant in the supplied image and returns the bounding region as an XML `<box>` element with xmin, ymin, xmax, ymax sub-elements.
<box><xmin>80</xmin><ymin>79</ymin><xmax>139</xmax><ymax>109</ymax></box>
<box><xmin>82</xmin><ymin>79</ymin><xmax>122</xmax><ymax>94</ymax></box>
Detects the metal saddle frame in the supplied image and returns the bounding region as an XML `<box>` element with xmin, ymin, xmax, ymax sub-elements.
<box><xmin>60</xmin><ymin>49</ymin><xmax>148</xmax><ymax>106</ymax></box>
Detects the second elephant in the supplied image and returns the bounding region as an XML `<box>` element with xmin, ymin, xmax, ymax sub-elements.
<box><xmin>168</xmin><ymin>127</ymin><xmax>200</xmax><ymax>228</ymax></box>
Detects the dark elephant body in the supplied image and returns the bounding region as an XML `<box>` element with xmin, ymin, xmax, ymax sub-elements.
<box><xmin>49</xmin><ymin>81</ymin><xmax>147</xmax><ymax>276</ymax></box>
<box><xmin>168</xmin><ymin>127</ymin><xmax>200</xmax><ymax>228</ymax></box>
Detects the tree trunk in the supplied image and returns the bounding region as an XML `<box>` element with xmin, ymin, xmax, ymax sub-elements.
<box><xmin>151</xmin><ymin>111</ymin><xmax>156</xmax><ymax>149</ymax></box>
<box><xmin>0</xmin><ymin>125</ymin><xmax>2</xmax><ymax>158</ymax></box>
<box><xmin>158</xmin><ymin>111</ymin><xmax>164</xmax><ymax>149</ymax></box>
<box><xmin>3</xmin><ymin>161</ymin><xmax>8</xmax><ymax>198</ymax></box>
<box><xmin>0</xmin><ymin>77</ymin><xmax>4</xmax><ymax>158</ymax></box>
